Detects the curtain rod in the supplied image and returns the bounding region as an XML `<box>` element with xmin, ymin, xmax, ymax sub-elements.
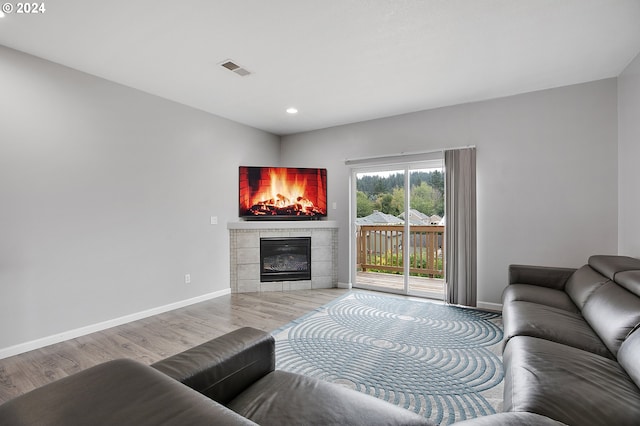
<box><xmin>344</xmin><ymin>145</ymin><xmax>475</xmax><ymax>166</ymax></box>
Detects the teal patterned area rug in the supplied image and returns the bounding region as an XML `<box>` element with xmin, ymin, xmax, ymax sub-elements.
<box><xmin>273</xmin><ymin>291</ymin><xmax>503</xmax><ymax>425</ymax></box>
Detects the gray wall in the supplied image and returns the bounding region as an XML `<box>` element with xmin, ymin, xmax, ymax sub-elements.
<box><xmin>0</xmin><ymin>46</ymin><xmax>279</xmax><ymax>350</ymax></box>
<box><xmin>0</xmin><ymin>42</ymin><xmax>625</xmax><ymax>352</ymax></box>
<box><xmin>618</xmin><ymin>51</ymin><xmax>640</xmax><ymax>256</ymax></box>
<box><xmin>281</xmin><ymin>79</ymin><xmax>619</xmax><ymax>305</ymax></box>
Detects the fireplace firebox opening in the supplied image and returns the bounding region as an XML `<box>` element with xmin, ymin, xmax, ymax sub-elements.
<box><xmin>260</xmin><ymin>237</ymin><xmax>311</xmax><ymax>282</ymax></box>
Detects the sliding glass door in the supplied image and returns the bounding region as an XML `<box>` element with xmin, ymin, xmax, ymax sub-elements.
<box><xmin>406</xmin><ymin>167</ymin><xmax>445</xmax><ymax>298</ymax></box>
<box><xmin>354</xmin><ymin>167</ymin><xmax>406</xmax><ymax>294</ymax></box>
<box><xmin>351</xmin><ymin>157</ymin><xmax>444</xmax><ymax>299</ymax></box>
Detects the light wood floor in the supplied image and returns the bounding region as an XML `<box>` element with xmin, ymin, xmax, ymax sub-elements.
<box><xmin>0</xmin><ymin>289</ymin><xmax>348</xmax><ymax>404</ymax></box>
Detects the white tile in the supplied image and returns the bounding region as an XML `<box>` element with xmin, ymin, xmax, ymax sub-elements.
<box><xmin>260</xmin><ymin>282</ymin><xmax>283</xmax><ymax>292</ymax></box>
<box><xmin>236</xmin><ymin>232</ymin><xmax>259</xmax><ymax>248</ymax></box>
<box><xmin>312</xmin><ymin>277</ymin><xmax>334</xmax><ymax>289</ymax></box>
<box><xmin>237</xmin><ymin>280</ymin><xmax>260</xmax><ymax>293</ymax></box>
<box><xmin>312</xmin><ymin>246</ymin><xmax>333</xmax><ymax>262</ymax></box>
<box><xmin>289</xmin><ymin>230</ymin><xmax>312</xmax><ymax>237</ymax></box>
<box><xmin>230</xmin><ymin>226</ymin><xmax>338</xmax><ymax>293</ymax></box>
<box><xmin>237</xmin><ymin>247</ymin><xmax>259</xmax><ymax>264</ymax></box>
<box><xmin>312</xmin><ymin>261</ymin><xmax>333</xmax><ymax>277</ymax></box>
<box><xmin>237</xmin><ymin>263</ymin><xmax>260</xmax><ymax>280</ymax></box>
<box><xmin>260</xmin><ymin>230</ymin><xmax>287</xmax><ymax>238</ymax></box>
<box><xmin>284</xmin><ymin>281</ymin><xmax>312</xmax><ymax>291</ymax></box>
<box><xmin>311</xmin><ymin>230</ymin><xmax>333</xmax><ymax>247</ymax></box>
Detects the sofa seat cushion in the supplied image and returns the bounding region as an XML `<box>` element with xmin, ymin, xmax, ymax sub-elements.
<box><xmin>228</xmin><ymin>370</ymin><xmax>434</xmax><ymax>426</ymax></box>
<box><xmin>502</xmin><ymin>301</ymin><xmax>612</xmax><ymax>359</ymax></box>
<box><xmin>502</xmin><ymin>284</ymin><xmax>578</xmax><ymax>313</ymax></box>
<box><xmin>0</xmin><ymin>359</ymin><xmax>256</xmax><ymax>426</ymax></box>
<box><xmin>503</xmin><ymin>336</ymin><xmax>640</xmax><ymax>426</ymax></box>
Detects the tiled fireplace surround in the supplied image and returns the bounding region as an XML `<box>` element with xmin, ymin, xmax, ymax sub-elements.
<box><xmin>228</xmin><ymin>221</ymin><xmax>338</xmax><ymax>293</ymax></box>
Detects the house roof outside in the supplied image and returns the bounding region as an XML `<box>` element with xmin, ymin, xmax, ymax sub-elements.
<box><xmin>398</xmin><ymin>209</ymin><xmax>430</xmax><ymax>225</ymax></box>
<box><xmin>357</xmin><ymin>210</ymin><xmax>444</xmax><ymax>226</ymax></box>
<box><xmin>355</xmin><ymin>211</ymin><xmax>404</xmax><ymax>226</ymax></box>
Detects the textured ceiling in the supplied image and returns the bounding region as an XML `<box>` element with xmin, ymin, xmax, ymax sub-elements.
<box><xmin>1</xmin><ymin>0</ymin><xmax>639</xmax><ymax>135</ymax></box>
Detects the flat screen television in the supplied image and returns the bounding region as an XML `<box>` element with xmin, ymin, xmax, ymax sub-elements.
<box><xmin>239</xmin><ymin>166</ymin><xmax>327</xmax><ymax>219</ymax></box>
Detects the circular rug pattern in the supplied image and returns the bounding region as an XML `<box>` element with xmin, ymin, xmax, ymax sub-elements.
<box><xmin>274</xmin><ymin>291</ymin><xmax>503</xmax><ymax>425</ymax></box>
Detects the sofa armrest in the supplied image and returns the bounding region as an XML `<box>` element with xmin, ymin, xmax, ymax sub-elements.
<box><xmin>509</xmin><ymin>264</ymin><xmax>577</xmax><ymax>290</ymax></box>
<box><xmin>151</xmin><ymin>327</ymin><xmax>275</xmax><ymax>404</ymax></box>
<box><xmin>0</xmin><ymin>359</ymin><xmax>259</xmax><ymax>426</ymax></box>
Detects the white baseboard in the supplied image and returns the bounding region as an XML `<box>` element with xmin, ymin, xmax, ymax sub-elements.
<box><xmin>337</xmin><ymin>281</ymin><xmax>352</xmax><ymax>289</ymax></box>
<box><xmin>477</xmin><ymin>301</ymin><xmax>503</xmax><ymax>312</ymax></box>
<box><xmin>0</xmin><ymin>289</ymin><xmax>230</xmax><ymax>360</ymax></box>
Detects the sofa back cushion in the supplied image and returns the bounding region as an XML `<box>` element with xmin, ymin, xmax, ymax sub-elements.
<box><xmin>565</xmin><ymin>265</ymin><xmax>609</xmax><ymax>310</ymax></box>
<box><xmin>616</xmin><ymin>270</ymin><xmax>640</xmax><ymax>296</ymax></box>
<box><xmin>618</xmin><ymin>329</ymin><xmax>640</xmax><ymax>390</ymax></box>
<box><xmin>582</xmin><ymin>282</ymin><xmax>640</xmax><ymax>357</ymax></box>
<box><xmin>588</xmin><ymin>255</ymin><xmax>640</xmax><ymax>280</ymax></box>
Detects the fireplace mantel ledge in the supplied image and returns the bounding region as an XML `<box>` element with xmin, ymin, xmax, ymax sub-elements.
<box><xmin>227</xmin><ymin>220</ymin><xmax>338</xmax><ymax>230</ymax></box>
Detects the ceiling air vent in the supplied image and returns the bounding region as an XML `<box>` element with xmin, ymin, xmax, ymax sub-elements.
<box><xmin>220</xmin><ymin>60</ymin><xmax>251</xmax><ymax>77</ymax></box>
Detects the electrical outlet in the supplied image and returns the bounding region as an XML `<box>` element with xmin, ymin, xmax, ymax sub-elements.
<box><xmin>210</xmin><ymin>216</ymin><xmax>218</xmax><ymax>225</ymax></box>
<box><xmin>185</xmin><ymin>274</ymin><xmax>191</xmax><ymax>284</ymax></box>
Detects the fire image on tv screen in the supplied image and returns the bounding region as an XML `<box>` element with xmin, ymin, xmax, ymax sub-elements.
<box><xmin>239</xmin><ymin>166</ymin><xmax>327</xmax><ymax>218</ymax></box>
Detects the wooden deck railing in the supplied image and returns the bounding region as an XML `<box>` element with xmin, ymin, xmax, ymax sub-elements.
<box><xmin>356</xmin><ymin>225</ymin><xmax>444</xmax><ymax>277</ymax></box>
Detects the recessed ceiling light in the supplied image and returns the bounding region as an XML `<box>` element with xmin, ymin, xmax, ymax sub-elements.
<box><xmin>286</xmin><ymin>107</ymin><xmax>298</xmax><ymax>114</ymax></box>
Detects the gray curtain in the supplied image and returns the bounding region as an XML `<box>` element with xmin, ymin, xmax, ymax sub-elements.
<box><xmin>444</xmin><ymin>147</ymin><xmax>477</xmax><ymax>307</ymax></box>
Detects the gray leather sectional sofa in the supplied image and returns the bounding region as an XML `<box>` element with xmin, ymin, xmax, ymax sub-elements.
<box><xmin>502</xmin><ymin>255</ymin><xmax>640</xmax><ymax>426</ymax></box>
<box><xmin>0</xmin><ymin>326</ymin><xmax>561</xmax><ymax>425</ymax></box>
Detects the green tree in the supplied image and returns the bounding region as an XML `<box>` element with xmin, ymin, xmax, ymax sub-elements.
<box><xmin>433</xmin><ymin>190</ymin><xmax>444</xmax><ymax>216</ymax></box>
<box><xmin>410</xmin><ymin>181</ymin><xmax>444</xmax><ymax>216</ymax></box>
<box><xmin>428</xmin><ymin>170</ymin><xmax>444</xmax><ymax>195</ymax></box>
<box><xmin>357</xmin><ymin>170</ymin><xmax>445</xmax><ymax>217</ymax></box>
<box><xmin>373</xmin><ymin>179</ymin><xmax>388</xmax><ymax>196</ymax></box>
<box><xmin>390</xmin><ymin>186</ymin><xmax>404</xmax><ymax>215</ymax></box>
<box><xmin>356</xmin><ymin>191</ymin><xmax>374</xmax><ymax>217</ymax></box>
<box><xmin>410</xmin><ymin>181</ymin><xmax>435</xmax><ymax>214</ymax></box>
<box><xmin>375</xmin><ymin>193</ymin><xmax>394</xmax><ymax>215</ymax></box>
